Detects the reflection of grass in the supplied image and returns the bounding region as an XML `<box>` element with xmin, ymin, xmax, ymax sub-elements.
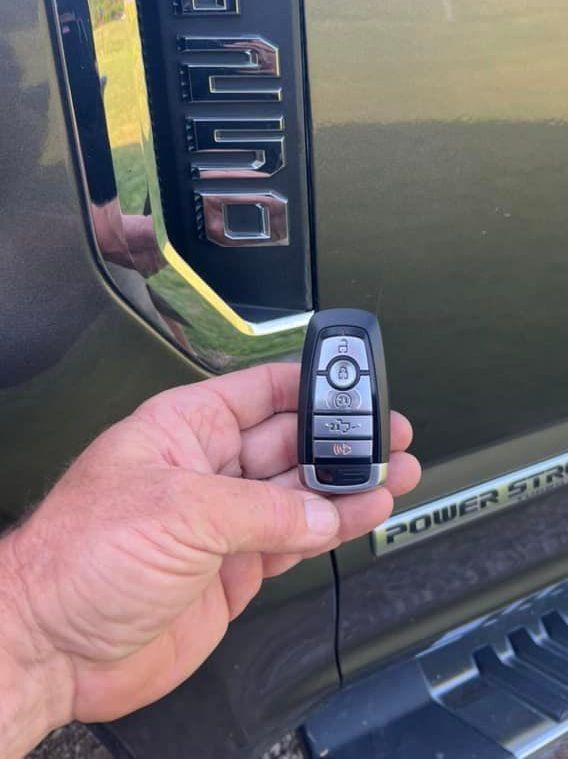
<box><xmin>91</xmin><ymin>19</ymin><xmax>303</xmax><ymax>370</ymax></box>
<box><xmin>93</xmin><ymin>18</ymin><xmax>148</xmax><ymax>213</ymax></box>
<box><xmin>112</xmin><ymin>143</ymin><xmax>148</xmax><ymax>214</ymax></box>
<box><xmin>94</xmin><ymin>21</ymin><xmax>139</xmax><ymax>147</ymax></box>
<box><xmin>150</xmin><ymin>268</ymin><xmax>302</xmax><ymax>371</ymax></box>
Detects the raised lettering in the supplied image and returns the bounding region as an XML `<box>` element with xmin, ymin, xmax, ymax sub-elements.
<box><xmin>433</xmin><ymin>504</ymin><xmax>458</xmax><ymax>525</ymax></box>
<box><xmin>508</xmin><ymin>478</ymin><xmax>527</xmax><ymax>498</ymax></box>
<box><xmin>174</xmin><ymin>0</ymin><xmax>240</xmax><ymax>15</ymax></box>
<box><xmin>459</xmin><ymin>497</ymin><xmax>479</xmax><ymax>516</ymax></box>
<box><xmin>197</xmin><ymin>191</ymin><xmax>289</xmax><ymax>247</ymax></box>
<box><xmin>410</xmin><ymin>515</ymin><xmax>432</xmax><ymax>533</ymax></box>
<box><xmin>186</xmin><ymin>118</ymin><xmax>285</xmax><ymax>178</ymax></box>
<box><xmin>178</xmin><ymin>37</ymin><xmax>282</xmax><ymax>103</ymax></box>
<box><xmin>386</xmin><ymin>523</ymin><xmax>408</xmax><ymax>545</ymax></box>
<box><xmin>479</xmin><ymin>489</ymin><xmax>499</xmax><ymax>509</ymax></box>
<box><xmin>545</xmin><ymin>465</ymin><xmax>565</xmax><ymax>485</ymax></box>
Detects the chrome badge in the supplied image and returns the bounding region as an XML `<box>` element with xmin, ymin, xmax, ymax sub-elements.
<box><xmin>374</xmin><ymin>454</ymin><xmax>568</xmax><ymax>555</ymax></box>
<box><xmin>135</xmin><ymin>0</ymin><xmax>312</xmax><ymax>311</ymax></box>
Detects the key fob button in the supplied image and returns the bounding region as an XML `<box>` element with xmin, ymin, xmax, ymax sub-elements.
<box><xmin>298</xmin><ymin>308</ymin><xmax>390</xmax><ymax>494</ymax></box>
<box><xmin>313</xmin><ymin>376</ymin><xmax>373</xmax><ymax>413</ymax></box>
<box><xmin>313</xmin><ymin>415</ymin><xmax>373</xmax><ymax>439</ymax></box>
<box><xmin>327</xmin><ymin>357</ymin><xmax>359</xmax><ymax>390</ymax></box>
<box><xmin>318</xmin><ymin>337</ymin><xmax>369</xmax><ymax>371</ymax></box>
<box><xmin>313</xmin><ymin>440</ymin><xmax>373</xmax><ymax>460</ymax></box>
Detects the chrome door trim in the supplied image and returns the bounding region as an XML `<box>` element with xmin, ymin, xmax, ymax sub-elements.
<box><xmin>51</xmin><ymin>0</ymin><xmax>311</xmax><ymax>373</ymax></box>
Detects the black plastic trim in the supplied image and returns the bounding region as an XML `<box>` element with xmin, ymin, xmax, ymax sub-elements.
<box><xmin>303</xmin><ymin>581</ymin><xmax>568</xmax><ymax>758</ymax></box>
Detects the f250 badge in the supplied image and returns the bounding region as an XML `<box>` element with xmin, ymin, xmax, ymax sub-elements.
<box><xmin>174</xmin><ymin>1</ymin><xmax>289</xmax><ymax>248</ymax></box>
<box><xmin>373</xmin><ymin>454</ymin><xmax>568</xmax><ymax>555</ymax></box>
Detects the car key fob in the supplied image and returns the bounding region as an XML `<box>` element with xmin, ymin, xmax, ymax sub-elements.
<box><xmin>298</xmin><ymin>309</ymin><xmax>390</xmax><ymax>494</ymax></box>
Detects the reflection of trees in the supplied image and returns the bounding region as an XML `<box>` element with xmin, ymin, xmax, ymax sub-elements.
<box><xmin>91</xmin><ymin>0</ymin><xmax>124</xmax><ymax>28</ymax></box>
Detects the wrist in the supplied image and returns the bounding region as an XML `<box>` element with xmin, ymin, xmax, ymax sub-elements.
<box><xmin>0</xmin><ymin>527</ymin><xmax>74</xmax><ymax>758</ymax></box>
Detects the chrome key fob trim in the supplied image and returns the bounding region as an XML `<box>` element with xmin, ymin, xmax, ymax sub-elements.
<box><xmin>298</xmin><ymin>309</ymin><xmax>390</xmax><ymax>494</ymax></box>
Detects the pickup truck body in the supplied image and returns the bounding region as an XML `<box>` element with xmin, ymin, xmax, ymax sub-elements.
<box><xmin>1</xmin><ymin>1</ymin><xmax>567</xmax><ymax>756</ymax></box>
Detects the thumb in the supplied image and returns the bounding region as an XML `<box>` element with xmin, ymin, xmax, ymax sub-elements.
<box><xmin>169</xmin><ymin>472</ymin><xmax>340</xmax><ymax>556</ymax></box>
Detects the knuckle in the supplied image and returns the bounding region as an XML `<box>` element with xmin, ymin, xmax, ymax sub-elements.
<box><xmin>165</xmin><ymin>472</ymin><xmax>234</xmax><ymax>555</ymax></box>
<box><xmin>265</xmin><ymin>363</ymin><xmax>287</xmax><ymax>413</ymax></box>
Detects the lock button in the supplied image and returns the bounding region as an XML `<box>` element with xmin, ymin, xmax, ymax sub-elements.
<box><xmin>327</xmin><ymin>357</ymin><xmax>359</xmax><ymax>390</ymax></box>
<box><xmin>318</xmin><ymin>336</ymin><xmax>369</xmax><ymax>371</ymax></box>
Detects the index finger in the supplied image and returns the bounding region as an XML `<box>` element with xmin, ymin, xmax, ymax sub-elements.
<box><xmin>206</xmin><ymin>362</ymin><xmax>300</xmax><ymax>430</ymax></box>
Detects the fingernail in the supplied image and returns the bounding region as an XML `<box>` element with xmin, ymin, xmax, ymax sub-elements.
<box><xmin>304</xmin><ymin>498</ymin><xmax>339</xmax><ymax>536</ymax></box>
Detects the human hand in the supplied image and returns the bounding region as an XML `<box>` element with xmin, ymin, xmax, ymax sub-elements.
<box><xmin>91</xmin><ymin>200</ymin><xmax>165</xmax><ymax>277</ymax></box>
<box><xmin>0</xmin><ymin>364</ymin><xmax>420</xmax><ymax>751</ymax></box>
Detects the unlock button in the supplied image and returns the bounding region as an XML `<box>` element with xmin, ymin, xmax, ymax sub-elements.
<box><xmin>318</xmin><ymin>336</ymin><xmax>369</xmax><ymax>371</ymax></box>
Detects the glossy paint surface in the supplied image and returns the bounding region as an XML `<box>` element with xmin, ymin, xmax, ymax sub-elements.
<box><xmin>303</xmin><ymin>0</ymin><xmax>568</xmax><ymax>680</ymax></box>
<box><xmin>57</xmin><ymin>0</ymin><xmax>310</xmax><ymax>375</ymax></box>
<box><xmin>305</xmin><ymin>0</ymin><xmax>568</xmax><ymax>468</ymax></box>
<box><xmin>0</xmin><ymin>4</ymin><xmax>338</xmax><ymax>756</ymax></box>
<box><xmin>2</xmin><ymin>0</ymin><xmax>568</xmax><ymax>753</ymax></box>
<box><xmin>0</xmin><ymin>1</ymin><xmax>198</xmax><ymax>518</ymax></box>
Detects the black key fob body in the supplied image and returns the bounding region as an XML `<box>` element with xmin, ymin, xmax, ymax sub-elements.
<box><xmin>298</xmin><ymin>309</ymin><xmax>390</xmax><ymax>494</ymax></box>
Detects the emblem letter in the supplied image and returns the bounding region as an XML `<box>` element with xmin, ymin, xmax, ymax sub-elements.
<box><xmin>178</xmin><ymin>37</ymin><xmax>281</xmax><ymax>102</ymax></box>
<box><xmin>186</xmin><ymin>118</ymin><xmax>285</xmax><ymax>178</ymax></box>
<box><xmin>174</xmin><ymin>0</ymin><xmax>240</xmax><ymax>15</ymax></box>
<box><xmin>197</xmin><ymin>191</ymin><xmax>289</xmax><ymax>247</ymax></box>
<box><xmin>385</xmin><ymin>524</ymin><xmax>408</xmax><ymax>545</ymax></box>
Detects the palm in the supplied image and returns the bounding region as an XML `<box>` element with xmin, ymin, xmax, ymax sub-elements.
<box><xmin>20</xmin><ymin>365</ymin><xmax>419</xmax><ymax>723</ymax></box>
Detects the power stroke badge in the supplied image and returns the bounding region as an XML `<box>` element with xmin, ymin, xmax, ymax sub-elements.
<box><xmin>373</xmin><ymin>454</ymin><xmax>568</xmax><ymax>555</ymax></box>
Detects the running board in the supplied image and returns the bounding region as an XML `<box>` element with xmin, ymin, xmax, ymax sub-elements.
<box><xmin>302</xmin><ymin>581</ymin><xmax>568</xmax><ymax>758</ymax></box>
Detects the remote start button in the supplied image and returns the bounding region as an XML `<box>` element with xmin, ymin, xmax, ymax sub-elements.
<box><xmin>313</xmin><ymin>376</ymin><xmax>373</xmax><ymax>413</ymax></box>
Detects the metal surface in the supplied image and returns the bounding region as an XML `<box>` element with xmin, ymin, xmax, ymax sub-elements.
<box><xmin>374</xmin><ymin>452</ymin><xmax>568</xmax><ymax>555</ymax></box>
<box><xmin>187</xmin><ymin>117</ymin><xmax>286</xmax><ymax>179</ymax></box>
<box><xmin>0</xmin><ymin>0</ymin><xmax>198</xmax><ymax>516</ymax></box>
<box><xmin>199</xmin><ymin>190</ymin><xmax>289</xmax><ymax>246</ymax></box>
<box><xmin>176</xmin><ymin>0</ymin><xmax>242</xmax><ymax>15</ymax></box>
<box><xmin>96</xmin><ymin>556</ymin><xmax>338</xmax><ymax>759</ymax></box>
<box><xmin>337</xmin><ymin>482</ymin><xmax>568</xmax><ymax>680</ymax></box>
<box><xmin>301</xmin><ymin>464</ymin><xmax>387</xmax><ymax>495</ymax></box>
<box><xmin>56</xmin><ymin>0</ymin><xmax>311</xmax><ymax>374</ymax></box>
<box><xmin>302</xmin><ymin>0</ymin><xmax>568</xmax><ymax>682</ymax></box>
<box><xmin>0</xmin><ymin>4</ymin><xmax>339</xmax><ymax>758</ymax></box>
<box><xmin>5</xmin><ymin>0</ymin><xmax>568</xmax><ymax>755</ymax></box>
<box><xmin>177</xmin><ymin>35</ymin><xmax>282</xmax><ymax>95</ymax></box>
<box><xmin>305</xmin><ymin>0</ymin><xmax>568</xmax><ymax>471</ymax></box>
<box><xmin>137</xmin><ymin>0</ymin><xmax>314</xmax><ymax>313</ymax></box>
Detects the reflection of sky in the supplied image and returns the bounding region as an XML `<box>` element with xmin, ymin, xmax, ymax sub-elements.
<box><xmin>306</xmin><ymin>0</ymin><xmax>568</xmax><ymax>125</ymax></box>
